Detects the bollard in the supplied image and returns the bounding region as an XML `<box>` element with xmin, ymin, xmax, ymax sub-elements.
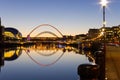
<box><xmin>94</xmin><ymin>51</ymin><xmax>104</xmax><ymax>57</ymax></box>
<box><xmin>78</xmin><ymin>64</ymin><xmax>100</xmax><ymax>79</ymax></box>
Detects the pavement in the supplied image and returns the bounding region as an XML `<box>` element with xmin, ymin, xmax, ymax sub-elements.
<box><xmin>106</xmin><ymin>46</ymin><xmax>120</xmax><ymax>80</ymax></box>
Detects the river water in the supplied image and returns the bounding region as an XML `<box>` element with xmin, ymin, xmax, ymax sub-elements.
<box><xmin>0</xmin><ymin>43</ymin><xmax>94</xmax><ymax>80</ymax></box>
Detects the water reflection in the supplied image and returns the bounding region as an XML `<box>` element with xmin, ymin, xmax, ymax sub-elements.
<box><xmin>0</xmin><ymin>43</ymin><xmax>95</xmax><ymax>80</ymax></box>
<box><xmin>0</xmin><ymin>48</ymin><xmax>4</xmax><ymax>71</ymax></box>
<box><xmin>25</xmin><ymin>49</ymin><xmax>65</xmax><ymax>67</ymax></box>
<box><xmin>24</xmin><ymin>43</ymin><xmax>82</xmax><ymax>67</ymax></box>
<box><xmin>0</xmin><ymin>47</ymin><xmax>22</xmax><ymax>71</ymax></box>
<box><xmin>5</xmin><ymin>48</ymin><xmax>22</xmax><ymax>61</ymax></box>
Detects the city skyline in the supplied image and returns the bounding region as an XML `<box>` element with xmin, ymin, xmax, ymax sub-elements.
<box><xmin>0</xmin><ymin>0</ymin><xmax>120</xmax><ymax>37</ymax></box>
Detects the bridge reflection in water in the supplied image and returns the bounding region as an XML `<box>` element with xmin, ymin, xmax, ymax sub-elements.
<box><xmin>0</xmin><ymin>43</ymin><xmax>95</xmax><ymax>80</ymax></box>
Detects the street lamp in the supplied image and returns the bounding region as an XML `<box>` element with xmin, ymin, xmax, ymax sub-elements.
<box><xmin>99</xmin><ymin>0</ymin><xmax>109</xmax><ymax>43</ymax></box>
<box><xmin>99</xmin><ymin>0</ymin><xmax>109</xmax><ymax>42</ymax></box>
<box><xmin>100</xmin><ymin>0</ymin><xmax>109</xmax><ymax>6</ymax></box>
<box><xmin>100</xmin><ymin>0</ymin><xmax>109</xmax><ymax>28</ymax></box>
<box><xmin>99</xmin><ymin>0</ymin><xmax>109</xmax><ymax>80</ymax></box>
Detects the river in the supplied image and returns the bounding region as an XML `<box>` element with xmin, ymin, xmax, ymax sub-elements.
<box><xmin>0</xmin><ymin>43</ymin><xmax>94</xmax><ymax>80</ymax></box>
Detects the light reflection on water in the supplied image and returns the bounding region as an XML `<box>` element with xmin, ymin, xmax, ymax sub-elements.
<box><xmin>0</xmin><ymin>43</ymin><xmax>93</xmax><ymax>80</ymax></box>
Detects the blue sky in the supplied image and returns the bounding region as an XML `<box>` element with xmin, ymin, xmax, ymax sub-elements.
<box><xmin>0</xmin><ymin>0</ymin><xmax>120</xmax><ymax>37</ymax></box>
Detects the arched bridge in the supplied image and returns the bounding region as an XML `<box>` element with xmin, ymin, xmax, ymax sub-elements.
<box><xmin>27</xmin><ymin>24</ymin><xmax>64</xmax><ymax>40</ymax></box>
<box><xmin>35</xmin><ymin>31</ymin><xmax>59</xmax><ymax>38</ymax></box>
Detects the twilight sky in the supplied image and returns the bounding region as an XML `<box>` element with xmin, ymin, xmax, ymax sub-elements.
<box><xmin>0</xmin><ymin>0</ymin><xmax>120</xmax><ymax>37</ymax></box>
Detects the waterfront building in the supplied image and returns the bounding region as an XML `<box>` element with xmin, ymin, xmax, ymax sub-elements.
<box><xmin>88</xmin><ymin>29</ymin><xmax>99</xmax><ymax>39</ymax></box>
<box><xmin>0</xmin><ymin>18</ymin><xmax>22</xmax><ymax>42</ymax></box>
<box><xmin>99</xmin><ymin>25</ymin><xmax>120</xmax><ymax>43</ymax></box>
<box><xmin>112</xmin><ymin>26</ymin><xmax>120</xmax><ymax>43</ymax></box>
<box><xmin>4</xmin><ymin>27</ymin><xmax>22</xmax><ymax>41</ymax></box>
<box><xmin>75</xmin><ymin>34</ymin><xmax>87</xmax><ymax>42</ymax></box>
<box><xmin>101</xmin><ymin>27</ymin><xmax>113</xmax><ymax>42</ymax></box>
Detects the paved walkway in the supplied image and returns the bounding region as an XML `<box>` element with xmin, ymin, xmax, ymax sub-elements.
<box><xmin>106</xmin><ymin>46</ymin><xmax>120</xmax><ymax>80</ymax></box>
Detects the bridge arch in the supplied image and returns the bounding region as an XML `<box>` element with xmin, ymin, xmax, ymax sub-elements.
<box><xmin>35</xmin><ymin>31</ymin><xmax>59</xmax><ymax>38</ymax></box>
<box><xmin>35</xmin><ymin>50</ymin><xmax>58</xmax><ymax>56</ymax></box>
<box><xmin>25</xmin><ymin>50</ymin><xmax>65</xmax><ymax>67</ymax></box>
<box><xmin>27</xmin><ymin>24</ymin><xmax>63</xmax><ymax>40</ymax></box>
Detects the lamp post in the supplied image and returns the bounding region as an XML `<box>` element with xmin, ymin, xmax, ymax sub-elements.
<box><xmin>99</xmin><ymin>0</ymin><xmax>109</xmax><ymax>80</ymax></box>
<box><xmin>100</xmin><ymin>0</ymin><xmax>109</xmax><ymax>42</ymax></box>
<box><xmin>100</xmin><ymin>0</ymin><xmax>109</xmax><ymax>49</ymax></box>
<box><xmin>100</xmin><ymin>0</ymin><xmax>108</xmax><ymax>28</ymax></box>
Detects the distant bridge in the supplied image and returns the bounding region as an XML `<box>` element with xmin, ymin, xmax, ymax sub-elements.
<box><xmin>27</xmin><ymin>24</ymin><xmax>64</xmax><ymax>40</ymax></box>
<box><xmin>35</xmin><ymin>31</ymin><xmax>59</xmax><ymax>38</ymax></box>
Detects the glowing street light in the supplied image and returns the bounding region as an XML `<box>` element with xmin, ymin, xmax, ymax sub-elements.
<box><xmin>100</xmin><ymin>0</ymin><xmax>109</xmax><ymax>7</ymax></box>
<box><xmin>100</xmin><ymin>0</ymin><xmax>109</xmax><ymax>27</ymax></box>
<box><xmin>100</xmin><ymin>0</ymin><xmax>109</xmax><ymax>28</ymax></box>
<box><xmin>99</xmin><ymin>1</ymin><xmax>109</xmax><ymax>79</ymax></box>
